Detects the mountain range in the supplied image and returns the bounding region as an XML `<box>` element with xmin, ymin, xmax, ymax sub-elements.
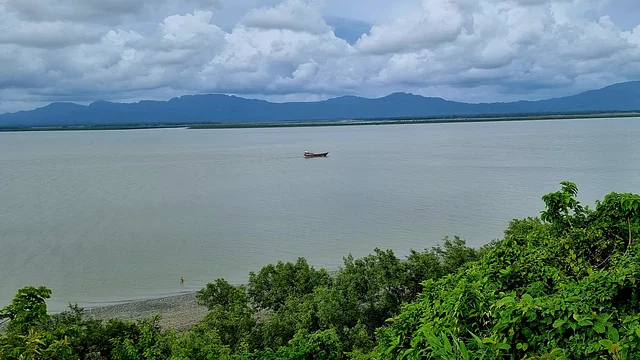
<box><xmin>1</xmin><ymin>81</ymin><xmax>639</xmax><ymax>128</ymax></box>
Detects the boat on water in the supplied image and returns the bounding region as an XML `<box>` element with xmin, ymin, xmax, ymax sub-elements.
<box><xmin>304</xmin><ymin>151</ymin><xmax>329</xmax><ymax>158</ymax></box>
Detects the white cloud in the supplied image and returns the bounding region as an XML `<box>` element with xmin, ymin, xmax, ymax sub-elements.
<box><xmin>355</xmin><ymin>0</ymin><xmax>473</xmax><ymax>55</ymax></box>
<box><xmin>242</xmin><ymin>0</ymin><xmax>331</xmax><ymax>34</ymax></box>
<box><xmin>160</xmin><ymin>11</ymin><xmax>225</xmax><ymax>47</ymax></box>
<box><xmin>356</xmin><ymin>0</ymin><xmax>640</xmax><ymax>95</ymax></box>
<box><xmin>0</xmin><ymin>0</ymin><xmax>639</xmax><ymax>113</ymax></box>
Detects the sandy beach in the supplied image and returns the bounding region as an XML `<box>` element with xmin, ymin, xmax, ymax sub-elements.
<box><xmin>84</xmin><ymin>292</ymin><xmax>208</xmax><ymax>332</ymax></box>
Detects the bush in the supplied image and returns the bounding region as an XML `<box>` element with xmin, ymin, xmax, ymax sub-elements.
<box><xmin>374</xmin><ymin>183</ymin><xmax>640</xmax><ymax>359</ymax></box>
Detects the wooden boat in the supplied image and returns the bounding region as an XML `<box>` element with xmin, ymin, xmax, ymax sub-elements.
<box><xmin>304</xmin><ymin>151</ymin><xmax>329</xmax><ymax>158</ymax></box>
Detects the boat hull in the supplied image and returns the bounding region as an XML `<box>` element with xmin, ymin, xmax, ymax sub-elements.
<box><xmin>304</xmin><ymin>152</ymin><xmax>329</xmax><ymax>158</ymax></box>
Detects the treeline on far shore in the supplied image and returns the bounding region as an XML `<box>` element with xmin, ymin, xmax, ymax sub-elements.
<box><xmin>1</xmin><ymin>110</ymin><xmax>639</xmax><ymax>132</ymax></box>
<box><xmin>2</xmin><ymin>182</ymin><xmax>640</xmax><ymax>359</ymax></box>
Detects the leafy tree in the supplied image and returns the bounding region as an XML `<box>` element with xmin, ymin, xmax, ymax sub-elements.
<box><xmin>251</xmin><ymin>329</ymin><xmax>343</xmax><ymax>360</ymax></box>
<box><xmin>197</xmin><ymin>278</ymin><xmax>248</xmax><ymax>311</ymax></box>
<box><xmin>0</xmin><ymin>328</ymin><xmax>73</xmax><ymax>360</ymax></box>
<box><xmin>0</xmin><ymin>286</ymin><xmax>74</xmax><ymax>360</ymax></box>
<box><xmin>106</xmin><ymin>316</ymin><xmax>173</xmax><ymax>360</ymax></box>
<box><xmin>597</xmin><ymin>192</ymin><xmax>640</xmax><ymax>256</ymax></box>
<box><xmin>334</xmin><ymin>248</ymin><xmax>405</xmax><ymax>333</ymax></box>
<box><xmin>540</xmin><ymin>180</ymin><xmax>584</xmax><ymax>228</ymax></box>
<box><xmin>248</xmin><ymin>257</ymin><xmax>331</xmax><ymax>311</ymax></box>
<box><xmin>244</xmin><ymin>237</ymin><xmax>481</xmax><ymax>355</ymax></box>
<box><xmin>0</xmin><ymin>286</ymin><xmax>52</xmax><ymax>335</ymax></box>
<box><xmin>431</xmin><ymin>235</ymin><xmax>481</xmax><ymax>275</ymax></box>
<box><xmin>403</xmin><ymin>249</ymin><xmax>443</xmax><ymax>300</ymax></box>
<box><xmin>169</xmin><ymin>327</ymin><xmax>231</xmax><ymax>360</ymax></box>
<box><xmin>248</xmin><ymin>294</ymin><xmax>316</xmax><ymax>351</ymax></box>
<box><xmin>197</xmin><ymin>303</ymin><xmax>255</xmax><ymax>352</ymax></box>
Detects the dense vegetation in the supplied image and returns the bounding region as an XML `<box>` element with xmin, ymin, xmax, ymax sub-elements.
<box><xmin>1</xmin><ymin>182</ymin><xmax>639</xmax><ymax>359</ymax></box>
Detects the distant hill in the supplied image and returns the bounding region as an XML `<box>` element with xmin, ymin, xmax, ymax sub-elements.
<box><xmin>1</xmin><ymin>81</ymin><xmax>639</xmax><ymax>128</ymax></box>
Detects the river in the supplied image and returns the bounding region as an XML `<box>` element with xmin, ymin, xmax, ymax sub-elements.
<box><xmin>1</xmin><ymin>117</ymin><xmax>638</xmax><ymax>311</ymax></box>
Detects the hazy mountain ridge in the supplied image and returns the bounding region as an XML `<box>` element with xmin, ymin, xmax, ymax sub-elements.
<box><xmin>1</xmin><ymin>81</ymin><xmax>639</xmax><ymax>127</ymax></box>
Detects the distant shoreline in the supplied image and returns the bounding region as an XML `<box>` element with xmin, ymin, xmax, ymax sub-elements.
<box><xmin>1</xmin><ymin>111</ymin><xmax>639</xmax><ymax>132</ymax></box>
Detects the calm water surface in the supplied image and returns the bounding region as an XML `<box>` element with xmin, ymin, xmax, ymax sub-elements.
<box><xmin>1</xmin><ymin>118</ymin><xmax>639</xmax><ymax>311</ymax></box>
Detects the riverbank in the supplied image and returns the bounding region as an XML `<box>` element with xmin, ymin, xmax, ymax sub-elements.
<box><xmin>1</xmin><ymin>111</ymin><xmax>638</xmax><ymax>132</ymax></box>
<box><xmin>84</xmin><ymin>292</ymin><xmax>208</xmax><ymax>332</ymax></box>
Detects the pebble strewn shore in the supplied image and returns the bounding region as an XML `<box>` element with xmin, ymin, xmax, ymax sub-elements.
<box><xmin>85</xmin><ymin>292</ymin><xmax>208</xmax><ymax>332</ymax></box>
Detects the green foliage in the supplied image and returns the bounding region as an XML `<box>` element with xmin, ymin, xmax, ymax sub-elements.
<box><xmin>197</xmin><ymin>303</ymin><xmax>255</xmax><ymax>352</ymax></box>
<box><xmin>197</xmin><ymin>279</ymin><xmax>248</xmax><ymax>311</ymax></box>
<box><xmin>110</xmin><ymin>315</ymin><xmax>174</xmax><ymax>360</ymax></box>
<box><xmin>335</xmin><ymin>248</ymin><xmax>407</xmax><ymax>333</ymax></box>
<box><xmin>432</xmin><ymin>235</ymin><xmax>482</xmax><ymax>276</ymax></box>
<box><xmin>0</xmin><ymin>286</ymin><xmax>74</xmax><ymax>360</ymax></box>
<box><xmin>540</xmin><ymin>181</ymin><xmax>583</xmax><ymax>227</ymax></box>
<box><xmin>251</xmin><ymin>329</ymin><xmax>343</xmax><ymax>360</ymax></box>
<box><xmin>374</xmin><ymin>182</ymin><xmax>640</xmax><ymax>359</ymax></box>
<box><xmin>242</xmin><ymin>240</ymin><xmax>477</xmax><ymax>355</ymax></box>
<box><xmin>403</xmin><ymin>249</ymin><xmax>443</xmax><ymax>299</ymax></box>
<box><xmin>1</xmin><ymin>297</ymin><xmax>177</xmax><ymax>360</ymax></box>
<box><xmin>0</xmin><ymin>286</ymin><xmax>52</xmax><ymax>335</ymax></box>
<box><xmin>169</xmin><ymin>327</ymin><xmax>231</xmax><ymax>360</ymax></box>
<box><xmin>248</xmin><ymin>257</ymin><xmax>332</xmax><ymax>311</ymax></box>
<box><xmin>3</xmin><ymin>182</ymin><xmax>638</xmax><ymax>359</ymax></box>
<box><xmin>0</xmin><ymin>328</ymin><xmax>73</xmax><ymax>360</ymax></box>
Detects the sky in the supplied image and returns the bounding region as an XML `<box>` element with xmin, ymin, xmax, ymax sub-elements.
<box><xmin>1</xmin><ymin>0</ymin><xmax>639</xmax><ymax>113</ymax></box>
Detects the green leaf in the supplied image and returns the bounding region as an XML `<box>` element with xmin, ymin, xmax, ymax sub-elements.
<box><xmin>593</xmin><ymin>323</ymin><xmax>606</xmax><ymax>333</ymax></box>
<box><xmin>495</xmin><ymin>296</ymin><xmax>515</xmax><ymax>308</ymax></box>
<box><xmin>553</xmin><ymin>319</ymin><xmax>566</xmax><ymax>329</ymax></box>
<box><xmin>495</xmin><ymin>343</ymin><xmax>510</xmax><ymax>350</ymax></box>
<box><xmin>608</xmin><ymin>327</ymin><xmax>620</xmax><ymax>343</ymax></box>
<box><xmin>549</xmin><ymin>348</ymin><xmax>564</xmax><ymax>356</ymax></box>
<box><xmin>636</xmin><ymin>328</ymin><xmax>640</xmax><ymax>337</ymax></box>
<box><xmin>458</xmin><ymin>341</ymin><xmax>468</xmax><ymax>359</ymax></box>
<box><xmin>610</xmin><ymin>343</ymin><xmax>620</xmax><ymax>355</ymax></box>
<box><xmin>469</xmin><ymin>332</ymin><xmax>484</xmax><ymax>347</ymax></box>
<box><xmin>522</xmin><ymin>294</ymin><xmax>534</xmax><ymax>303</ymax></box>
<box><xmin>441</xmin><ymin>333</ymin><xmax>453</xmax><ymax>353</ymax></box>
<box><xmin>482</xmin><ymin>337</ymin><xmax>493</xmax><ymax>344</ymax></box>
<box><xmin>599</xmin><ymin>339</ymin><xmax>613</xmax><ymax>350</ymax></box>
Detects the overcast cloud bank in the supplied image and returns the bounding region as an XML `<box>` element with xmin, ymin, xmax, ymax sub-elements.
<box><xmin>1</xmin><ymin>0</ymin><xmax>639</xmax><ymax>113</ymax></box>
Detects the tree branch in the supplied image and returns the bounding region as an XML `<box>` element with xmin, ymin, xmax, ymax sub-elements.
<box><xmin>624</xmin><ymin>216</ymin><xmax>633</xmax><ymax>257</ymax></box>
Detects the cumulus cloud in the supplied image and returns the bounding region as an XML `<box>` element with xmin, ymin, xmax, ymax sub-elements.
<box><xmin>0</xmin><ymin>0</ymin><xmax>639</xmax><ymax>113</ymax></box>
<box><xmin>160</xmin><ymin>11</ymin><xmax>225</xmax><ymax>47</ymax></box>
<box><xmin>359</xmin><ymin>0</ymin><xmax>640</xmax><ymax>94</ymax></box>
<box><xmin>355</xmin><ymin>0</ymin><xmax>476</xmax><ymax>55</ymax></box>
<box><xmin>242</xmin><ymin>0</ymin><xmax>331</xmax><ymax>34</ymax></box>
